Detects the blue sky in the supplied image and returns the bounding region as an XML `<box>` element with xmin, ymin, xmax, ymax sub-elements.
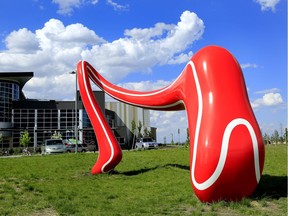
<box><xmin>0</xmin><ymin>0</ymin><xmax>286</xmax><ymax>142</ymax></box>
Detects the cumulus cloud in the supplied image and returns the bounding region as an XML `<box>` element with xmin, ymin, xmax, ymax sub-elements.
<box><xmin>36</xmin><ymin>19</ymin><xmax>105</xmax><ymax>49</ymax></box>
<box><xmin>82</xmin><ymin>11</ymin><xmax>204</xmax><ymax>81</ymax></box>
<box><xmin>0</xmin><ymin>11</ymin><xmax>204</xmax><ymax>100</ymax></box>
<box><xmin>5</xmin><ymin>28</ymin><xmax>40</xmax><ymax>53</ymax></box>
<box><xmin>124</xmin><ymin>23</ymin><xmax>175</xmax><ymax>41</ymax></box>
<box><xmin>81</xmin><ymin>11</ymin><xmax>204</xmax><ymax>81</ymax></box>
<box><xmin>262</xmin><ymin>93</ymin><xmax>283</xmax><ymax>105</ymax></box>
<box><xmin>251</xmin><ymin>92</ymin><xmax>283</xmax><ymax>109</ymax></box>
<box><xmin>255</xmin><ymin>0</ymin><xmax>281</xmax><ymax>12</ymax></box>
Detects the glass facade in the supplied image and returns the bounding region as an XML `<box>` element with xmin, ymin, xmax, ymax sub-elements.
<box><xmin>10</xmin><ymin>106</ymin><xmax>98</xmax><ymax>148</ymax></box>
<box><xmin>12</xmin><ymin>108</ymin><xmax>88</xmax><ymax>146</ymax></box>
<box><xmin>0</xmin><ymin>81</ymin><xmax>19</xmax><ymax>122</ymax></box>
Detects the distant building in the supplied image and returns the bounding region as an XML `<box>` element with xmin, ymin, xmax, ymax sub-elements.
<box><xmin>105</xmin><ymin>102</ymin><xmax>157</xmax><ymax>149</ymax></box>
<box><xmin>0</xmin><ymin>72</ymin><xmax>156</xmax><ymax>150</ymax></box>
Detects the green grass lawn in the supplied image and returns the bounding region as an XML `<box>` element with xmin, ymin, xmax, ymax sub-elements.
<box><xmin>0</xmin><ymin>145</ymin><xmax>287</xmax><ymax>216</ymax></box>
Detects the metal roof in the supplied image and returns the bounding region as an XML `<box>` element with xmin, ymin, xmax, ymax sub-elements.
<box><xmin>0</xmin><ymin>72</ymin><xmax>34</xmax><ymax>88</ymax></box>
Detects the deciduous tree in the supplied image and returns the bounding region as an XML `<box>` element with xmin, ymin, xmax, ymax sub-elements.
<box><xmin>20</xmin><ymin>130</ymin><xmax>31</xmax><ymax>148</ymax></box>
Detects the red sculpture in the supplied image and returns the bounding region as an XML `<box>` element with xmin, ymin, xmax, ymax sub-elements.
<box><xmin>77</xmin><ymin>46</ymin><xmax>265</xmax><ymax>202</ymax></box>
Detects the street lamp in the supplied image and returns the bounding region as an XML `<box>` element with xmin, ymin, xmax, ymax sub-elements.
<box><xmin>70</xmin><ymin>70</ymin><xmax>78</xmax><ymax>153</ymax></box>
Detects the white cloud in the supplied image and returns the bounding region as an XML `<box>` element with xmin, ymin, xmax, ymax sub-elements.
<box><xmin>124</xmin><ymin>23</ymin><xmax>175</xmax><ymax>41</ymax></box>
<box><xmin>52</xmin><ymin>0</ymin><xmax>83</xmax><ymax>15</ymax></box>
<box><xmin>168</xmin><ymin>51</ymin><xmax>193</xmax><ymax>64</ymax></box>
<box><xmin>262</xmin><ymin>93</ymin><xmax>283</xmax><ymax>105</ymax></box>
<box><xmin>106</xmin><ymin>0</ymin><xmax>128</xmax><ymax>11</ymax></box>
<box><xmin>251</xmin><ymin>92</ymin><xmax>283</xmax><ymax>109</ymax></box>
<box><xmin>81</xmin><ymin>11</ymin><xmax>204</xmax><ymax>81</ymax></box>
<box><xmin>91</xmin><ymin>0</ymin><xmax>99</xmax><ymax>4</ymax></box>
<box><xmin>160</xmin><ymin>11</ymin><xmax>204</xmax><ymax>54</ymax></box>
<box><xmin>35</xmin><ymin>19</ymin><xmax>105</xmax><ymax>50</ymax></box>
<box><xmin>51</xmin><ymin>0</ymin><xmax>127</xmax><ymax>15</ymax></box>
<box><xmin>255</xmin><ymin>0</ymin><xmax>281</xmax><ymax>12</ymax></box>
<box><xmin>5</xmin><ymin>28</ymin><xmax>39</xmax><ymax>53</ymax></box>
<box><xmin>0</xmin><ymin>11</ymin><xmax>204</xmax><ymax>101</ymax></box>
<box><xmin>254</xmin><ymin>88</ymin><xmax>280</xmax><ymax>94</ymax></box>
<box><xmin>240</xmin><ymin>63</ymin><xmax>258</xmax><ymax>69</ymax></box>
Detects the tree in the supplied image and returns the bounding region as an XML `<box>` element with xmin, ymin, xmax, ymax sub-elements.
<box><xmin>137</xmin><ymin>121</ymin><xmax>143</xmax><ymax>138</ymax></box>
<box><xmin>131</xmin><ymin>120</ymin><xmax>136</xmax><ymax>149</ymax></box>
<box><xmin>20</xmin><ymin>130</ymin><xmax>31</xmax><ymax>148</ymax></box>
<box><xmin>271</xmin><ymin>130</ymin><xmax>279</xmax><ymax>144</ymax></box>
<box><xmin>144</xmin><ymin>127</ymin><xmax>149</xmax><ymax>137</ymax></box>
<box><xmin>51</xmin><ymin>131</ymin><xmax>62</xmax><ymax>139</ymax></box>
<box><xmin>263</xmin><ymin>133</ymin><xmax>270</xmax><ymax>145</ymax></box>
<box><xmin>285</xmin><ymin>128</ymin><xmax>288</xmax><ymax>145</ymax></box>
<box><xmin>0</xmin><ymin>133</ymin><xmax>3</xmax><ymax>150</ymax></box>
<box><xmin>185</xmin><ymin>128</ymin><xmax>190</xmax><ymax>146</ymax></box>
<box><xmin>131</xmin><ymin>119</ymin><xmax>136</xmax><ymax>138</ymax></box>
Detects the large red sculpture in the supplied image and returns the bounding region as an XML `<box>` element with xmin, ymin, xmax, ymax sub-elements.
<box><xmin>77</xmin><ymin>46</ymin><xmax>265</xmax><ymax>202</ymax></box>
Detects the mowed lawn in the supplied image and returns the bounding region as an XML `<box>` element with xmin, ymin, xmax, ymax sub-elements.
<box><xmin>0</xmin><ymin>145</ymin><xmax>287</xmax><ymax>216</ymax></box>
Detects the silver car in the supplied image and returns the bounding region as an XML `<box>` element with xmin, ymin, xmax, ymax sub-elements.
<box><xmin>66</xmin><ymin>144</ymin><xmax>88</xmax><ymax>153</ymax></box>
<box><xmin>63</xmin><ymin>139</ymin><xmax>88</xmax><ymax>153</ymax></box>
<box><xmin>135</xmin><ymin>137</ymin><xmax>158</xmax><ymax>150</ymax></box>
<box><xmin>41</xmin><ymin>139</ymin><xmax>66</xmax><ymax>155</ymax></box>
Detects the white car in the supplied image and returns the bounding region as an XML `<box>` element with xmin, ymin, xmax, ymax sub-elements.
<box><xmin>41</xmin><ymin>139</ymin><xmax>66</xmax><ymax>155</ymax></box>
<box><xmin>135</xmin><ymin>137</ymin><xmax>158</xmax><ymax>150</ymax></box>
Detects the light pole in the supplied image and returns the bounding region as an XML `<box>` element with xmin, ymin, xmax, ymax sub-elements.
<box><xmin>70</xmin><ymin>71</ymin><xmax>78</xmax><ymax>153</ymax></box>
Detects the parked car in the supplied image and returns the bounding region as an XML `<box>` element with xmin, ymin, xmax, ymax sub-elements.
<box><xmin>41</xmin><ymin>139</ymin><xmax>66</xmax><ymax>155</ymax></box>
<box><xmin>66</xmin><ymin>144</ymin><xmax>88</xmax><ymax>153</ymax></box>
<box><xmin>84</xmin><ymin>140</ymin><xmax>97</xmax><ymax>152</ymax></box>
<box><xmin>135</xmin><ymin>137</ymin><xmax>158</xmax><ymax>150</ymax></box>
<box><xmin>64</xmin><ymin>139</ymin><xmax>88</xmax><ymax>153</ymax></box>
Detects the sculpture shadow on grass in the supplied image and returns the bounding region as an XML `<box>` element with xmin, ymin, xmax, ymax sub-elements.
<box><xmin>110</xmin><ymin>163</ymin><xmax>190</xmax><ymax>176</ymax></box>
<box><xmin>112</xmin><ymin>167</ymin><xmax>287</xmax><ymax>201</ymax></box>
<box><xmin>252</xmin><ymin>174</ymin><xmax>287</xmax><ymax>200</ymax></box>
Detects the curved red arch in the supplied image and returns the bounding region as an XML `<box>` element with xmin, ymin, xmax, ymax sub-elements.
<box><xmin>77</xmin><ymin>46</ymin><xmax>265</xmax><ymax>202</ymax></box>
